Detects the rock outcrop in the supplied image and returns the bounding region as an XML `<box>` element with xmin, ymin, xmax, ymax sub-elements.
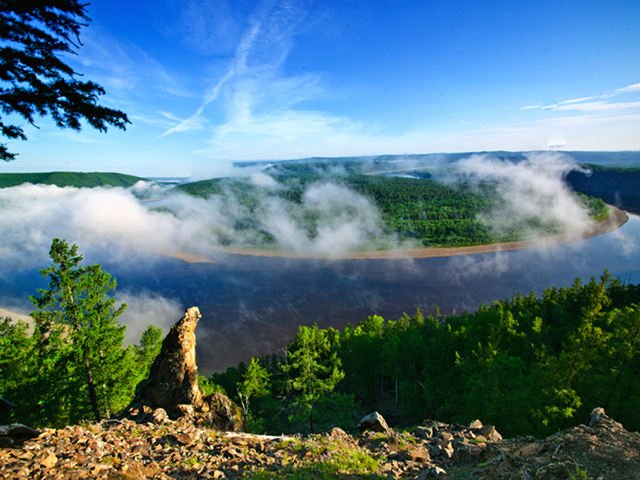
<box><xmin>1</xmin><ymin>408</ymin><xmax>638</xmax><ymax>479</ymax></box>
<box><xmin>125</xmin><ymin>307</ymin><xmax>243</xmax><ymax>432</ymax></box>
<box><xmin>464</xmin><ymin>407</ymin><xmax>640</xmax><ymax>480</ymax></box>
<box><xmin>0</xmin><ymin>423</ymin><xmax>40</xmax><ymax>448</ymax></box>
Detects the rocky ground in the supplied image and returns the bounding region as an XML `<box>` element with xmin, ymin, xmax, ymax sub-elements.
<box><xmin>1</xmin><ymin>407</ymin><xmax>639</xmax><ymax>479</ymax></box>
<box><xmin>2</xmin><ymin>309</ymin><xmax>639</xmax><ymax>478</ymax></box>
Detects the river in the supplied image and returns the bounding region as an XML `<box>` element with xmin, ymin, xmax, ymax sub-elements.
<box><xmin>3</xmin><ymin>214</ymin><xmax>640</xmax><ymax>373</ymax></box>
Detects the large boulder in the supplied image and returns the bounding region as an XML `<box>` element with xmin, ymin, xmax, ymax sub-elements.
<box><xmin>358</xmin><ymin>411</ymin><xmax>392</xmax><ymax>435</ymax></box>
<box><xmin>0</xmin><ymin>423</ymin><xmax>40</xmax><ymax>447</ymax></box>
<box><xmin>126</xmin><ymin>307</ymin><xmax>243</xmax><ymax>431</ymax></box>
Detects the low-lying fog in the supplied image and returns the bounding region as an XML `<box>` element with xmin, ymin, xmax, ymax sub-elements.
<box><xmin>0</xmin><ymin>152</ymin><xmax>597</xmax><ymax>267</ymax></box>
<box><xmin>1</xmin><ymin>152</ymin><xmax>636</xmax><ymax>366</ymax></box>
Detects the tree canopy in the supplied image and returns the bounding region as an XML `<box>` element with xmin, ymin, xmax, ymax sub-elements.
<box><xmin>0</xmin><ymin>0</ymin><xmax>129</xmax><ymax>160</ymax></box>
<box><xmin>0</xmin><ymin>239</ymin><xmax>162</xmax><ymax>427</ymax></box>
<box><xmin>213</xmin><ymin>273</ymin><xmax>640</xmax><ymax>438</ymax></box>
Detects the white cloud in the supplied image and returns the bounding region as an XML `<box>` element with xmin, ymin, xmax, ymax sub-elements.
<box><xmin>558</xmin><ymin>96</ymin><xmax>601</xmax><ymax>105</ymax></box>
<box><xmin>529</xmin><ymin>100</ymin><xmax>640</xmax><ymax>112</ymax></box>
<box><xmin>117</xmin><ymin>291</ymin><xmax>183</xmax><ymax>345</ymax></box>
<box><xmin>616</xmin><ymin>82</ymin><xmax>640</xmax><ymax>93</ymax></box>
<box><xmin>523</xmin><ymin>81</ymin><xmax>640</xmax><ymax>113</ymax></box>
<box><xmin>0</xmin><ymin>178</ymin><xmax>389</xmax><ymax>268</ymax></box>
<box><xmin>453</xmin><ymin>152</ymin><xmax>594</xmax><ymax>239</ymax></box>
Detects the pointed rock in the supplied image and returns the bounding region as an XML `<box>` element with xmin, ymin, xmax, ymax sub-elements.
<box><xmin>126</xmin><ymin>307</ymin><xmax>243</xmax><ymax>431</ymax></box>
<box><xmin>133</xmin><ymin>307</ymin><xmax>203</xmax><ymax>413</ymax></box>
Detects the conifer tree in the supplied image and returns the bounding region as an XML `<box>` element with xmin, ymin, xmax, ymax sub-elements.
<box><xmin>238</xmin><ymin>357</ymin><xmax>270</xmax><ymax>417</ymax></box>
<box><xmin>283</xmin><ymin>325</ymin><xmax>344</xmax><ymax>432</ymax></box>
<box><xmin>30</xmin><ymin>238</ymin><xmax>129</xmax><ymax>423</ymax></box>
<box><xmin>0</xmin><ymin>1</ymin><xmax>129</xmax><ymax>160</ymax></box>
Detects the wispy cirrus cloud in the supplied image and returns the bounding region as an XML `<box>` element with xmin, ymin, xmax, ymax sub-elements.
<box><xmin>526</xmin><ymin>100</ymin><xmax>640</xmax><ymax>112</ymax></box>
<box><xmin>159</xmin><ymin>0</ymin><xmax>325</xmax><ymax>145</ymax></box>
<box><xmin>523</xmin><ymin>81</ymin><xmax>640</xmax><ymax>112</ymax></box>
<box><xmin>156</xmin><ymin>0</ymin><xmax>640</xmax><ymax>163</ymax></box>
<box><xmin>70</xmin><ymin>29</ymin><xmax>192</xmax><ymax>101</ymax></box>
<box><xmin>616</xmin><ymin>82</ymin><xmax>640</xmax><ymax>94</ymax></box>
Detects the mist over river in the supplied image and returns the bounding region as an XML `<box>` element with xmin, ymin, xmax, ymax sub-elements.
<box><xmin>3</xmin><ymin>214</ymin><xmax>640</xmax><ymax>373</ymax></box>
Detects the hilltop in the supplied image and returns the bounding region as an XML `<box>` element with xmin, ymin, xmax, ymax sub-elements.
<box><xmin>1</xmin><ymin>404</ymin><xmax>638</xmax><ymax>478</ymax></box>
<box><xmin>1</xmin><ymin>302</ymin><xmax>638</xmax><ymax>479</ymax></box>
<box><xmin>0</xmin><ymin>172</ymin><xmax>145</xmax><ymax>188</ymax></box>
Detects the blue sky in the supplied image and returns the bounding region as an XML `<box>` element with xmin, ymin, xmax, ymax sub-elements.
<box><xmin>6</xmin><ymin>0</ymin><xmax>640</xmax><ymax>176</ymax></box>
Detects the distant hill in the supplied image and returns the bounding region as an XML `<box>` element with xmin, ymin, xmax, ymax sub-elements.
<box><xmin>0</xmin><ymin>172</ymin><xmax>146</xmax><ymax>188</ymax></box>
<box><xmin>567</xmin><ymin>164</ymin><xmax>640</xmax><ymax>214</ymax></box>
<box><xmin>234</xmin><ymin>150</ymin><xmax>640</xmax><ymax>170</ymax></box>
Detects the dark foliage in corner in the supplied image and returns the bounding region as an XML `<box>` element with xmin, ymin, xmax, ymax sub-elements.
<box><xmin>0</xmin><ymin>0</ymin><xmax>129</xmax><ymax>160</ymax></box>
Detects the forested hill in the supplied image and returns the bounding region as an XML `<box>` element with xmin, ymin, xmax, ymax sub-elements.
<box><xmin>0</xmin><ymin>172</ymin><xmax>145</xmax><ymax>188</ymax></box>
<box><xmin>212</xmin><ymin>274</ymin><xmax>640</xmax><ymax>440</ymax></box>
<box><xmin>567</xmin><ymin>165</ymin><xmax>640</xmax><ymax>214</ymax></box>
<box><xmin>175</xmin><ymin>172</ymin><xmax>609</xmax><ymax>249</ymax></box>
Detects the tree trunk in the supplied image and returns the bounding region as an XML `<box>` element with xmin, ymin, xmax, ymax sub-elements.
<box><xmin>83</xmin><ymin>353</ymin><xmax>101</xmax><ymax>422</ymax></box>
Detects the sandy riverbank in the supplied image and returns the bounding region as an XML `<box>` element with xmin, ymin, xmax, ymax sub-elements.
<box><xmin>219</xmin><ymin>205</ymin><xmax>629</xmax><ymax>260</ymax></box>
<box><xmin>168</xmin><ymin>205</ymin><xmax>629</xmax><ymax>262</ymax></box>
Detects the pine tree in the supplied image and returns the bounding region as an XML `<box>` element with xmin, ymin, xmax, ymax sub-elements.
<box><xmin>238</xmin><ymin>357</ymin><xmax>271</xmax><ymax>417</ymax></box>
<box><xmin>283</xmin><ymin>325</ymin><xmax>344</xmax><ymax>432</ymax></box>
<box><xmin>30</xmin><ymin>238</ymin><xmax>129</xmax><ymax>423</ymax></box>
<box><xmin>0</xmin><ymin>317</ymin><xmax>34</xmax><ymax>423</ymax></box>
<box><xmin>0</xmin><ymin>1</ymin><xmax>129</xmax><ymax>160</ymax></box>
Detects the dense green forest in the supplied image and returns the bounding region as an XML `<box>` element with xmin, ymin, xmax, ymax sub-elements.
<box><xmin>212</xmin><ymin>273</ymin><xmax>640</xmax><ymax>438</ymax></box>
<box><xmin>0</xmin><ymin>239</ymin><xmax>162</xmax><ymax>427</ymax></box>
<box><xmin>177</xmin><ymin>170</ymin><xmax>609</xmax><ymax>248</ymax></box>
<box><xmin>2</xmin><ymin>241</ymin><xmax>639</xmax><ymax>441</ymax></box>
<box><xmin>0</xmin><ymin>171</ymin><xmax>145</xmax><ymax>188</ymax></box>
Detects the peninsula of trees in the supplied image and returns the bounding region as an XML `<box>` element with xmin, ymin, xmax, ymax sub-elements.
<box><xmin>176</xmin><ymin>163</ymin><xmax>610</xmax><ymax>250</ymax></box>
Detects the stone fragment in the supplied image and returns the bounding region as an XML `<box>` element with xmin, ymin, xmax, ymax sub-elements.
<box><xmin>328</xmin><ymin>426</ymin><xmax>353</xmax><ymax>443</ymax></box>
<box><xmin>151</xmin><ymin>408</ymin><xmax>169</xmax><ymax>424</ymax></box>
<box><xmin>478</xmin><ymin>424</ymin><xmax>502</xmax><ymax>441</ymax></box>
<box><xmin>419</xmin><ymin>465</ymin><xmax>448</xmax><ymax>479</ymax></box>
<box><xmin>468</xmin><ymin>419</ymin><xmax>483</xmax><ymax>429</ymax></box>
<box><xmin>515</xmin><ymin>442</ymin><xmax>543</xmax><ymax>457</ymax></box>
<box><xmin>176</xmin><ymin>404</ymin><xmax>195</xmax><ymax>419</ymax></box>
<box><xmin>415</xmin><ymin>426</ymin><xmax>434</xmax><ymax>439</ymax></box>
<box><xmin>407</xmin><ymin>446</ymin><xmax>431</xmax><ymax>463</ymax></box>
<box><xmin>473</xmin><ymin>435</ymin><xmax>487</xmax><ymax>444</ymax></box>
<box><xmin>176</xmin><ymin>430</ymin><xmax>200</xmax><ymax>445</ymax></box>
<box><xmin>442</xmin><ymin>442</ymin><xmax>454</xmax><ymax>459</ymax></box>
<box><xmin>358</xmin><ymin>411</ymin><xmax>392</xmax><ymax>435</ymax></box>
<box><xmin>36</xmin><ymin>450</ymin><xmax>57</xmax><ymax>468</ymax></box>
<box><xmin>439</xmin><ymin>431</ymin><xmax>454</xmax><ymax>448</ymax></box>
